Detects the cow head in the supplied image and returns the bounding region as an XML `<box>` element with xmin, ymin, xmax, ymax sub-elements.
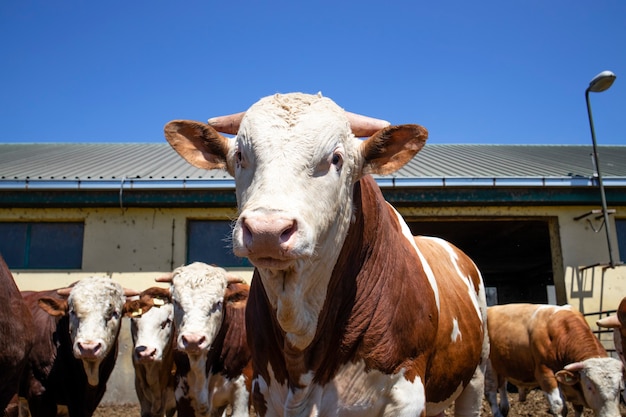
<box><xmin>38</xmin><ymin>276</ymin><xmax>131</xmax><ymax>386</ymax></box>
<box><xmin>555</xmin><ymin>357</ymin><xmax>623</xmax><ymax>417</ymax></box>
<box><xmin>165</xmin><ymin>92</ymin><xmax>427</xmax><ymax>350</ymax></box>
<box><xmin>124</xmin><ymin>287</ymin><xmax>174</xmax><ymax>363</ymax></box>
<box><xmin>166</xmin><ymin>263</ymin><xmax>230</xmax><ymax>358</ymax></box>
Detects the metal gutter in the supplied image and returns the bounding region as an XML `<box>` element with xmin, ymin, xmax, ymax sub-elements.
<box><xmin>3</xmin><ymin>176</ymin><xmax>626</xmax><ymax>191</ymax></box>
<box><xmin>0</xmin><ymin>178</ymin><xmax>237</xmax><ymax>191</ymax></box>
<box><xmin>375</xmin><ymin>176</ymin><xmax>626</xmax><ymax>188</ymax></box>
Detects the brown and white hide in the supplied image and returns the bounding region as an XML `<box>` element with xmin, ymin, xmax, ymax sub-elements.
<box><xmin>486</xmin><ymin>303</ymin><xmax>623</xmax><ymax>417</ymax></box>
<box><xmin>164</xmin><ymin>92</ymin><xmax>489</xmax><ymax>417</ymax></box>
<box><xmin>167</xmin><ymin>263</ymin><xmax>252</xmax><ymax>417</ymax></box>
<box><xmin>125</xmin><ymin>287</ymin><xmax>176</xmax><ymax>417</ymax></box>
<box><xmin>19</xmin><ymin>276</ymin><xmax>132</xmax><ymax>417</ymax></box>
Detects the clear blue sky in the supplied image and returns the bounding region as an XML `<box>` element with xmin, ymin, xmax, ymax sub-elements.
<box><xmin>1</xmin><ymin>1</ymin><xmax>624</xmax><ymax>145</ymax></box>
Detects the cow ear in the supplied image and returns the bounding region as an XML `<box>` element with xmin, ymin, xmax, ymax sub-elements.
<box><xmin>38</xmin><ymin>297</ymin><xmax>69</xmax><ymax>317</ymax></box>
<box><xmin>225</xmin><ymin>281</ymin><xmax>249</xmax><ymax>305</ymax></box>
<box><xmin>164</xmin><ymin>120</ymin><xmax>233</xmax><ymax>174</ymax></box>
<box><xmin>555</xmin><ymin>369</ymin><xmax>580</xmax><ymax>386</ymax></box>
<box><xmin>123</xmin><ymin>299</ymin><xmax>143</xmax><ymax>317</ymax></box>
<box><xmin>360</xmin><ymin>124</ymin><xmax>428</xmax><ymax>176</ymax></box>
<box><xmin>597</xmin><ymin>314</ymin><xmax>620</xmax><ymax>328</ymax></box>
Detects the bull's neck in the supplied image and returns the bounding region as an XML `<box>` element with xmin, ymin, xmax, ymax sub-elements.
<box><xmin>257</xmin><ymin>176</ymin><xmax>401</xmax><ymax>379</ymax></box>
<box><xmin>255</xmin><ymin>185</ymin><xmax>355</xmax><ymax>352</ymax></box>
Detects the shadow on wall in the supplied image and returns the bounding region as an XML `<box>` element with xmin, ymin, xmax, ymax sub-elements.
<box><xmin>568</xmin><ymin>264</ymin><xmax>626</xmax><ymax>315</ymax></box>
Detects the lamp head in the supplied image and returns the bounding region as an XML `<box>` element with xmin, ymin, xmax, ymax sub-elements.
<box><xmin>588</xmin><ymin>70</ymin><xmax>616</xmax><ymax>93</ymax></box>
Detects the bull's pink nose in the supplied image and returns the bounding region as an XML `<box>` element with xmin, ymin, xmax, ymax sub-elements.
<box><xmin>241</xmin><ymin>215</ymin><xmax>297</xmax><ymax>253</ymax></box>
<box><xmin>77</xmin><ymin>341</ymin><xmax>102</xmax><ymax>358</ymax></box>
<box><xmin>135</xmin><ymin>345</ymin><xmax>157</xmax><ymax>360</ymax></box>
<box><xmin>181</xmin><ymin>333</ymin><xmax>206</xmax><ymax>352</ymax></box>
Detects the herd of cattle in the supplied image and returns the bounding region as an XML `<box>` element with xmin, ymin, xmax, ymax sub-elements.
<box><xmin>1</xmin><ymin>92</ymin><xmax>625</xmax><ymax>417</ymax></box>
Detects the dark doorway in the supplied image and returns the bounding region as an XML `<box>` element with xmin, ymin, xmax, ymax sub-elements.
<box><xmin>407</xmin><ymin>219</ymin><xmax>553</xmax><ymax>305</ymax></box>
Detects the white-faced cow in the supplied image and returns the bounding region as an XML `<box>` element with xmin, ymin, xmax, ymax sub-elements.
<box><xmin>157</xmin><ymin>262</ymin><xmax>252</xmax><ymax>417</ymax></box>
<box><xmin>125</xmin><ymin>287</ymin><xmax>177</xmax><ymax>417</ymax></box>
<box><xmin>164</xmin><ymin>92</ymin><xmax>489</xmax><ymax>417</ymax></box>
<box><xmin>19</xmin><ymin>276</ymin><xmax>136</xmax><ymax>417</ymax></box>
<box><xmin>0</xmin><ymin>254</ymin><xmax>34</xmax><ymax>417</ymax></box>
<box><xmin>486</xmin><ymin>303</ymin><xmax>623</xmax><ymax>417</ymax></box>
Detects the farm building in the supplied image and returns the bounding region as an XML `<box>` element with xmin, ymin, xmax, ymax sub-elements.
<box><xmin>1</xmin><ymin>142</ymin><xmax>626</xmax><ymax>404</ymax></box>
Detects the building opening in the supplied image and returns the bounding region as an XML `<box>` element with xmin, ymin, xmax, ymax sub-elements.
<box><xmin>407</xmin><ymin>219</ymin><xmax>554</xmax><ymax>305</ymax></box>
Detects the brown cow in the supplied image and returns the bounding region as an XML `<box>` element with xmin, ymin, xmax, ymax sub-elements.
<box><xmin>124</xmin><ymin>287</ymin><xmax>177</xmax><ymax>417</ymax></box>
<box><xmin>0</xmin><ymin>255</ymin><xmax>34</xmax><ymax>417</ymax></box>
<box><xmin>157</xmin><ymin>263</ymin><xmax>253</xmax><ymax>417</ymax></box>
<box><xmin>19</xmin><ymin>276</ymin><xmax>136</xmax><ymax>417</ymax></box>
<box><xmin>164</xmin><ymin>92</ymin><xmax>489</xmax><ymax>416</ymax></box>
<box><xmin>486</xmin><ymin>303</ymin><xmax>623</xmax><ymax>417</ymax></box>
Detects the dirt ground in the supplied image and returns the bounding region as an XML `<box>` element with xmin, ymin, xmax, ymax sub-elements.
<box><xmin>92</xmin><ymin>389</ymin><xmax>626</xmax><ymax>416</ymax></box>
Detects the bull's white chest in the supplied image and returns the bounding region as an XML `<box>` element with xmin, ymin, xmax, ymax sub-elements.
<box><xmin>255</xmin><ymin>360</ymin><xmax>426</xmax><ymax>417</ymax></box>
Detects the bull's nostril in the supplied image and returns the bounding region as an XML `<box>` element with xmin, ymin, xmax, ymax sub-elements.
<box><xmin>241</xmin><ymin>217</ymin><xmax>253</xmax><ymax>247</ymax></box>
<box><xmin>279</xmin><ymin>222</ymin><xmax>297</xmax><ymax>244</ymax></box>
<box><xmin>182</xmin><ymin>334</ymin><xmax>206</xmax><ymax>350</ymax></box>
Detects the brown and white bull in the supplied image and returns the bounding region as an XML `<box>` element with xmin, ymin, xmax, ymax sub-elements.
<box><xmin>0</xmin><ymin>254</ymin><xmax>34</xmax><ymax>417</ymax></box>
<box><xmin>20</xmin><ymin>276</ymin><xmax>136</xmax><ymax>417</ymax></box>
<box><xmin>486</xmin><ymin>303</ymin><xmax>623</xmax><ymax>417</ymax></box>
<box><xmin>125</xmin><ymin>287</ymin><xmax>177</xmax><ymax>417</ymax></box>
<box><xmin>157</xmin><ymin>262</ymin><xmax>252</xmax><ymax>417</ymax></box>
<box><xmin>164</xmin><ymin>92</ymin><xmax>489</xmax><ymax>417</ymax></box>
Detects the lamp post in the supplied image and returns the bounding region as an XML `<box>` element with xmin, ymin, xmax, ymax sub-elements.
<box><xmin>585</xmin><ymin>70</ymin><xmax>617</xmax><ymax>268</ymax></box>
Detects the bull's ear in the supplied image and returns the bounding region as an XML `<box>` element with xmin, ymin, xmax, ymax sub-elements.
<box><xmin>597</xmin><ymin>314</ymin><xmax>620</xmax><ymax>328</ymax></box>
<box><xmin>123</xmin><ymin>299</ymin><xmax>142</xmax><ymax>317</ymax></box>
<box><xmin>360</xmin><ymin>124</ymin><xmax>428</xmax><ymax>176</ymax></box>
<box><xmin>225</xmin><ymin>281</ymin><xmax>249</xmax><ymax>305</ymax></box>
<box><xmin>555</xmin><ymin>369</ymin><xmax>580</xmax><ymax>386</ymax></box>
<box><xmin>38</xmin><ymin>297</ymin><xmax>69</xmax><ymax>317</ymax></box>
<box><xmin>164</xmin><ymin>120</ymin><xmax>233</xmax><ymax>174</ymax></box>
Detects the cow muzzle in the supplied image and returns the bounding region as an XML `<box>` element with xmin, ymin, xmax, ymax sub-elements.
<box><xmin>75</xmin><ymin>340</ymin><xmax>104</xmax><ymax>360</ymax></box>
<box><xmin>179</xmin><ymin>332</ymin><xmax>209</xmax><ymax>355</ymax></box>
<box><xmin>234</xmin><ymin>212</ymin><xmax>303</xmax><ymax>269</ymax></box>
<box><xmin>134</xmin><ymin>345</ymin><xmax>159</xmax><ymax>363</ymax></box>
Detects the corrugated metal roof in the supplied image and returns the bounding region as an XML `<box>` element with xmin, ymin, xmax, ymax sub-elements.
<box><xmin>1</xmin><ymin>143</ymin><xmax>625</xmax><ymax>185</ymax></box>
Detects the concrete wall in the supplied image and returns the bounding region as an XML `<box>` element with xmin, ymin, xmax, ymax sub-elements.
<box><xmin>2</xmin><ymin>203</ymin><xmax>625</xmax><ymax>404</ymax></box>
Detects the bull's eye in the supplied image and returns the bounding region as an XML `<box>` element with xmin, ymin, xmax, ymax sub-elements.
<box><xmin>108</xmin><ymin>310</ymin><xmax>120</xmax><ymax>321</ymax></box>
<box><xmin>235</xmin><ymin>150</ymin><xmax>245</xmax><ymax>169</ymax></box>
<box><xmin>161</xmin><ymin>318</ymin><xmax>172</xmax><ymax>330</ymax></box>
<box><xmin>331</xmin><ymin>152</ymin><xmax>343</xmax><ymax>171</ymax></box>
<box><xmin>209</xmin><ymin>300</ymin><xmax>223</xmax><ymax>315</ymax></box>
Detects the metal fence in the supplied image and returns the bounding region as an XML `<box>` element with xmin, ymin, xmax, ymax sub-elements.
<box><xmin>584</xmin><ymin>309</ymin><xmax>618</xmax><ymax>358</ymax></box>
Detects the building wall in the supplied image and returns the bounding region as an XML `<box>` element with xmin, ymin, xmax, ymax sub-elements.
<box><xmin>2</xmin><ymin>204</ymin><xmax>625</xmax><ymax>405</ymax></box>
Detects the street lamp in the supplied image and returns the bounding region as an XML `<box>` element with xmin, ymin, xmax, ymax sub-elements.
<box><xmin>585</xmin><ymin>70</ymin><xmax>617</xmax><ymax>267</ymax></box>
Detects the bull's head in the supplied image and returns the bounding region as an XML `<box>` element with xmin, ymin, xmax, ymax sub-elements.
<box><xmin>38</xmin><ymin>276</ymin><xmax>136</xmax><ymax>386</ymax></box>
<box><xmin>164</xmin><ymin>92</ymin><xmax>427</xmax><ymax>349</ymax></box>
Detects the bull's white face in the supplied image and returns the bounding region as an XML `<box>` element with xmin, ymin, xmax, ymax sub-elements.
<box><xmin>231</xmin><ymin>94</ymin><xmax>360</xmax><ymax>269</ymax></box>
<box><xmin>67</xmin><ymin>276</ymin><xmax>125</xmax><ymax>386</ymax></box>
<box><xmin>165</xmin><ymin>92</ymin><xmax>427</xmax><ymax>350</ymax></box>
<box><xmin>170</xmin><ymin>262</ymin><xmax>228</xmax><ymax>356</ymax></box>
<box><xmin>231</xmin><ymin>95</ymin><xmax>363</xmax><ymax>349</ymax></box>
<box><xmin>130</xmin><ymin>300</ymin><xmax>174</xmax><ymax>363</ymax></box>
<box><xmin>558</xmin><ymin>357</ymin><xmax>623</xmax><ymax>417</ymax></box>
